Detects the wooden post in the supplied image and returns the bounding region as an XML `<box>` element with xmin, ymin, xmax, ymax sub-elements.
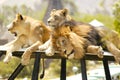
<box><xmin>60</xmin><ymin>58</ymin><xmax>66</xmax><ymax>80</ymax></box>
<box><xmin>103</xmin><ymin>60</ymin><xmax>112</xmax><ymax>80</ymax></box>
<box><xmin>80</xmin><ymin>59</ymin><xmax>87</xmax><ymax>80</ymax></box>
<box><xmin>8</xmin><ymin>63</ymin><xmax>24</xmax><ymax>80</ymax></box>
<box><xmin>32</xmin><ymin>53</ymin><xmax>41</xmax><ymax>80</ymax></box>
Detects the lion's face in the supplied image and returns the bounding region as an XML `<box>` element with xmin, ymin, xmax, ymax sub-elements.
<box><xmin>47</xmin><ymin>9</ymin><xmax>68</xmax><ymax>27</ymax></box>
<box><xmin>56</xmin><ymin>37</ymin><xmax>73</xmax><ymax>54</ymax></box>
<box><xmin>7</xmin><ymin>14</ymin><xmax>29</xmax><ymax>36</ymax></box>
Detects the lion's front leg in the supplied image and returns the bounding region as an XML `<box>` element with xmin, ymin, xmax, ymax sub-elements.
<box><xmin>87</xmin><ymin>45</ymin><xmax>104</xmax><ymax>58</ymax></box>
<box><xmin>45</xmin><ymin>45</ymin><xmax>55</xmax><ymax>56</ymax></box>
<box><xmin>3</xmin><ymin>51</ymin><xmax>12</xmax><ymax>63</ymax></box>
<box><xmin>21</xmin><ymin>41</ymin><xmax>42</xmax><ymax>65</ymax></box>
<box><xmin>39</xmin><ymin>39</ymin><xmax>51</xmax><ymax>51</ymax></box>
<box><xmin>44</xmin><ymin>38</ymin><xmax>55</xmax><ymax>56</ymax></box>
<box><xmin>2</xmin><ymin>42</ymin><xmax>14</xmax><ymax>63</ymax></box>
<box><xmin>39</xmin><ymin>39</ymin><xmax>55</xmax><ymax>56</ymax></box>
<box><xmin>21</xmin><ymin>48</ymin><xmax>32</xmax><ymax>65</ymax></box>
<box><xmin>3</xmin><ymin>35</ymin><xmax>26</xmax><ymax>63</ymax></box>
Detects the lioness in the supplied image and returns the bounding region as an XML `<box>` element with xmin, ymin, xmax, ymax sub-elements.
<box><xmin>3</xmin><ymin>14</ymin><xmax>51</xmax><ymax>65</ymax></box>
<box><xmin>38</xmin><ymin>9</ymin><xmax>104</xmax><ymax>59</ymax></box>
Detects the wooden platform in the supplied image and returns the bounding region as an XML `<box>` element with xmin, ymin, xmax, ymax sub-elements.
<box><xmin>0</xmin><ymin>46</ymin><xmax>114</xmax><ymax>60</ymax></box>
<box><xmin>0</xmin><ymin>46</ymin><xmax>115</xmax><ymax>80</ymax></box>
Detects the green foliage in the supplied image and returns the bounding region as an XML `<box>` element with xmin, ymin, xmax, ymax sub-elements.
<box><xmin>1</xmin><ymin>5</ymin><xmax>46</xmax><ymax>26</ymax></box>
<box><xmin>113</xmin><ymin>0</ymin><xmax>120</xmax><ymax>33</ymax></box>
<box><xmin>0</xmin><ymin>57</ymin><xmax>35</xmax><ymax>78</ymax></box>
<box><xmin>114</xmin><ymin>19</ymin><xmax>120</xmax><ymax>33</ymax></box>
<box><xmin>0</xmin><ymin>57</ymin><xmax>20</xmax><ymax>77</ymax></box>
<box><xmin>72</xmin><ymin>13</ymin><xmax>115</xmax><ymax>29</ymax></box>
<box><xmin>48</xmin><ymin>59</ymin><xmax>81</xmax><ymax>78</ymax></box>
<box><xmin>113</xmin><ymin>0</ymin><xmax>120</xmax><ymax>22</ymax></box>
<box><xmin>66</xmin><ymin>60</ymin><xmax>81</xmax><ymax>76</ymax></box>
<box><xmin>0</xmin><ymin>14</ymin><xmax>5</xmax><ymax>21</ymax></box>
<box><xmin>32</xmin><ymin>7</ymin><xmax>47</xmax><ymax>20</ymax></box>
<box><xmin>48</xmin><ymin>59</ymin><xmax>61</xmax><ymax>77</ymax></box>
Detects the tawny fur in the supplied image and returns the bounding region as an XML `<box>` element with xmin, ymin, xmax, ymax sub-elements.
<box><xmin>45</xmin><ymin>8</ymin><xmax>120</xmax><ymax>62</ymax></box>
<box><xmin>4</xmin><ymin>14</ymin><xmax>51</xmax><ymax>65</ymax></box>
<box><xmin>96</xmin><ymin>27</ymin><xmax>120</xmax><ymax>62</ymax></box>
<box><xmin>51</xmin><ymin>26</ymin><xmax>86</xmax><ymax>59</ymax></box>
<box><xmin>39</xmin><ymin>9</ymin><xmax>104</xmax><ymax>59</ymax></box>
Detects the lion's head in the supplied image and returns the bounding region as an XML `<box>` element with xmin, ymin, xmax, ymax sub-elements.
<box><xmin>56</xmin><ymin>36</ymin><xmax>74</xmax><ymax>59</ymax></box>
<box><xmin>47</xmin><ymin>8</ymin><xmax>72</xmax><ymax>28</ymax></box>
<box><xmin>7</xmin><ymin>13</ymin><xmax>29</xmax><ymax>36</ymax></box>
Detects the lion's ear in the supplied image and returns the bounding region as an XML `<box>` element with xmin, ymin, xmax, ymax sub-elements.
<box><xmin>16</xmin><ymin>13</ymin><xmax>23</xmax><ymax>20</ymax></box>
<box><xmin>51</xmin><ymin>9</ymin><xmax>56</xmax><ymax>13</ymax></box>
<box><xmin>62</xmin><ymin>8</ymin><xmax>68</xmax><ymax>16</ymax></box>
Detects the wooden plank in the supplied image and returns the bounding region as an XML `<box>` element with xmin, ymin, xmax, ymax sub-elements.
<box><xmin>0</xmin><ymin>49</ymin><xmax>115</xmax><ymax>61</ymax></box>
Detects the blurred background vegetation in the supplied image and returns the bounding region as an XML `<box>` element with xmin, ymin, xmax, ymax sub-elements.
<box><xmin>0</xmin><ymin>0</ymin><xmax>120</xmax><ymax>79</ymax></box>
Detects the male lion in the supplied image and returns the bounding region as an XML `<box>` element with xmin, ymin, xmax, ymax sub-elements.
<box><xmin>3</xmin><ymin>14</ymin><xmax>51</xmax><ymax>65</ymax></box>
<box><xmin>39</xmin><ymin>8</ymin><xmax>120</xmax><ymax>63</ymax></box>
<box><xmin>39</xmin><ymin>9</ymin><xmax>104</xmax><ymax>59</ymax></box>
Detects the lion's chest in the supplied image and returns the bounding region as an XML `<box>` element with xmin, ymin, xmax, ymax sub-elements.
<box><xmin>26</xmin><ymin>35</ymin><xmax>39</xmax><ymax>46</ymax></box>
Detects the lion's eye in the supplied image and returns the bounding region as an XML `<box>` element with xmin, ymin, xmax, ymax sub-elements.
<box><xmin>62</xmin><ymin>40</ymin><xmax>66</xmax><ymax>45</ymax></box>
<box><xmin>13</xmin><ymin>22</ymin><xmax>16</xmax><ymax>25</ymax></box>
<box><xmin>54</xmin><ymin>15</ymin><xmax>59</xmax><ymax>20</ymax></box>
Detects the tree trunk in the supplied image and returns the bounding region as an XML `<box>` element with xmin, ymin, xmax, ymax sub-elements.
<box><xmin>43</xmin><ymin>0</ymin><xmax>63</xmax><ymax>24</ymax></box>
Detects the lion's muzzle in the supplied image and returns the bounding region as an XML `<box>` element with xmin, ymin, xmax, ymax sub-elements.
<box><xmin>7</xmin><ymin>23</ymin><xmax>13</xmax><ymax>31</ymax></box>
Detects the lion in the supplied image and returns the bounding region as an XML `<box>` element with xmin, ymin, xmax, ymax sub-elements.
<box><xmin>3</xmin><ymin>13</ymin><xmax>51</xmax><ymax>66</ymax></box>
<box><xmin>96</xmin><ymin>27</ymin><xmax>120</xmax><ymax>62</ymax></box>
<box><xmin>38</xmin><ymin>9</ymin><xmax>104</xmax><ymax>59</ymax></box>
<box><xmin>39</xmin><ymin>8</ymin><xmax>120</xmax><ymax>63</ymax></box>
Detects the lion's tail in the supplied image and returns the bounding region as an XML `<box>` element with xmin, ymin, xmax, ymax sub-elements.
<box><xmin>40</xmin><ymin>58</ymin><xmax>45</xmax><ymax>79</ymax></box>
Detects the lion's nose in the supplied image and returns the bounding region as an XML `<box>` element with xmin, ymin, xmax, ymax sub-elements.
<box><xmin>47</xmin><ymin>20</ymin><xmax>51</xmax><ymax>23</ymax></box>
<box><xmin>7</xmin><ymin>23</ymin><xmax>13</xmax><ymax>31</ymax></box>
<box><xmin>8</xmin><ymin>28</ymin><xmax>11</xmax><ymax>31</ymax></box>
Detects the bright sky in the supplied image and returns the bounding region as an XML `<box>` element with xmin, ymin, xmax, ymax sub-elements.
<box><xmin>0</xmin><ymin>0</ymin><xmax>115</xmax><ymax>15</ymax></box>
<box><xmin>0</xmin><ymin>0</ymin><xmax>39</xmax><ymax>10</ymax></box>
<box><xmin>0</xmin><ymin>0</ymin><xmax>6</xmax><ymax>4</ymax></box>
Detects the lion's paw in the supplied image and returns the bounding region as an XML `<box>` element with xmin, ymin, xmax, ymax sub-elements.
<box><xmin>3</xmin><ymin>53</ymin><xmax>12</xmax><ymax>63</ymax></box>
<box><xmin>97</xmin><ymin>46</ymin><xmax>104</xmax><ymax>58</ymax></box>
<box><xmin>21</xmin><ymin>52</ymin><xmax>31</xmax><ymax>65</ymax></box>
<box><xmin>68</xmin><ymin>53</ymin><xmax>74</xmax><ymax>59</ymax></box>
<box><xmin>45</xmin><ymin>48</ymin><xmax>55</xmax><ymax>56</ymax></box>
<box><xmin>39</xmin><ymin>45</ymin><xmax>47</xmax><ymax>51</ymax></box>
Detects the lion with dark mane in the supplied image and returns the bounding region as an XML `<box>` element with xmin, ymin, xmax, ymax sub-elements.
<box><xmin>38</xmin><ymin>9</ymin><xmax>104</xmax><ymax>59</ymax></box>
<box><xmin>39</xmin><ymin>8</ymin><xmax>120</xmax><ymax>63</ymax></box>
